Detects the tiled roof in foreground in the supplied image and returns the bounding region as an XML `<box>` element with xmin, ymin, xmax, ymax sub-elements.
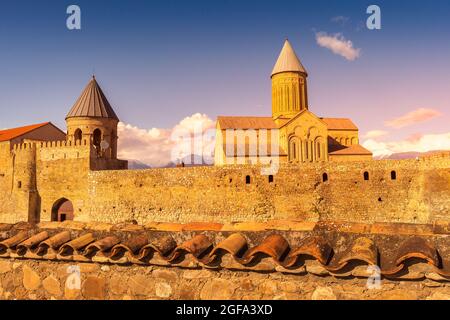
<box><xmin>0</xmin><ymin>221</ymin><xmax>449</xmax><ymax>281</ymax></box>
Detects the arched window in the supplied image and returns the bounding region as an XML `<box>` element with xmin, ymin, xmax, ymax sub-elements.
<box><xmin>317</xmin><ymin>142</ymin><xmax>321</xmax><ymax>159</ymax></box>
<box><xmin>246</xmin><ymin>175</ymin><xmax>251</xmax><ymax>184</ymax></box>
<box><xmin>322</xmin><ymin>173</ymin><xmax>328</xmax><ymax>182</ymax></box>
<box><xmin>364</xmin><ymin>171</ymin><xmax>369</xmax><ymax>181</ymax></box>
<box><xmin>74</xmin><ymin>129</ymin><xmax>82</xmax><ymax>142</ymax></box>
<box><xmin>391</xmin><ymin>171</ymin><xmax>397</xmax><ymax>180</ymax></box>
<box><xmin>268</xmin><ymin>175</ymin><xmax>274</xmax><ymax>183</ymax></box>
<box><xmin>289</xmin><ymin>139</ymin><xmax>298</xmax><ymax>161</ymax></box>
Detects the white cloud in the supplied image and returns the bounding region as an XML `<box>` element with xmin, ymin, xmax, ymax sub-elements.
<box><xmin>315</xmin><ymin>32</ymin><xmax>361</xmax><ymax>61</ymax></box>
<box><xmin>384</xmin><ymin>108</ymin><xmax>442</xmax><ymax>129</ymax></box>
<box><xmin>117</xmin><ymin>113</ymin><xmax>216</xmax><ymax>167</ymax></box>
<box><xmin>363</xmin><ymin>130</ymin><xmax>389</xmax><ymax>140</ymax></box>
<box><xmin>362</xmin><ymin>132</ymin><xmax>450</xmax><ymax>158</ymax></box>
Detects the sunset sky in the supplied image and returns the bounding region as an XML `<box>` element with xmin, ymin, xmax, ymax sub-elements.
<box><xmin>1</xmin><ymin>0</ymin><xmax>449</xmax><ymax>165</ymax></box>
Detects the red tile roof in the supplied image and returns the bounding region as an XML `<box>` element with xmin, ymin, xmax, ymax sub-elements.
<box><xmin>0</xmin><ymin>122</ymin><xmax>51</xmax><ymax>142</ymax></box>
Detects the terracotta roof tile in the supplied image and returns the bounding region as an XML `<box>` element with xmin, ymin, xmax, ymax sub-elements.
<box><xmin>0</xmin><ymin>122</ymin><xmax>51</xmax><ymax>142</ymax></box>
<box><xmin>217</xmin><ymin>116</ymin><xmax>277</xmax><ymax>129</ymax></box>
<box><xmin>321</xmin><ymin>118</ymin><xmax>358</xmax><ymax>130</ymax></box>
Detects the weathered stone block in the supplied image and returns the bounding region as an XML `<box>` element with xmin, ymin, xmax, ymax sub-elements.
<box><xmin>0</xmin><ymin>261</ymin><xmax>11</xmax><ymax>274</ymax></box>
<box><xmin>23</xmin><ymin>265</ymin><xmax>41</xmax><ymax>291</ymax></box>
<box><xmin>82</xmin><ymin>276</ymin><xmax>106</xmax><ymax>300</ymax></box>
<box><xmin>311</xmin><ymin>286</ymin><xmax>337</xmax><ymax>300</ymax></box>
<box><xmin>200</xmin><ymin>279</ymin><xmax>237</xmax><ymax>300</ymax></box>
<box><xmin>43</xmin><ymin>276</ymin><xmax>62</xmax><ymax>296</ymax></box>
<box><xmin>155</xmin><ymin>281</ymin><xmax>172</xmax><ymax>298</ymax></box>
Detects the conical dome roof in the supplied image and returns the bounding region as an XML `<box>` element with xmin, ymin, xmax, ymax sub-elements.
<box><xmin>271</xmin><ymin>40</ymin><xmax>307</xmax><ymax>77</ymax></box>
<box><xmin>66</xmin><ymin>76</ymin><xmax>119</xmax><ymax>120</ymax></box>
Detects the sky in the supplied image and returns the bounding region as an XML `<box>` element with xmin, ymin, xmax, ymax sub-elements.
<box><xmin>0</xmin><ymin>0</ymin><xmax>449</xmax><ymax>165</ymax></box>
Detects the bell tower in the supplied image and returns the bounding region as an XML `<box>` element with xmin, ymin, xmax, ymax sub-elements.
<box><xmin>66</xmin><ymin>76</ymin><xmax>119</xmax><ymax>159</ymax></box>
<box><xmin>271</xmin><ymin>40</ymin><xmax>308</xmax><ymax>122</ymax></box>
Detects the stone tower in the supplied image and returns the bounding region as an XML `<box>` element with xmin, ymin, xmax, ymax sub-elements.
<box><xmin>66</xmin><ymin>76</ymin><xmax>119</xmax><ymax>159</ymax></box>
<box><xmin>271</xmin><ymin>39</ymin><xmax>308</xmax><ymax>123</ymax></box>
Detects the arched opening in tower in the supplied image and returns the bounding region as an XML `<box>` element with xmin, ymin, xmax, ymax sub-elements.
<box><xmin>51</xmin><ymin>198</ymin><xmax>74</xmax><ymax>222</ymax></box>
<box><xmin>74</xmin><ymin>129</ymin><xmax>82</xmax><ymax>142</ymax></box>
<box><xmin>93</xmin><ymin>128</ymin><xmax>102</xmax><ymax>156</ymax></box>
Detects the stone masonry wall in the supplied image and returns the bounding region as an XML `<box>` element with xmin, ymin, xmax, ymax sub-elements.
<box><xmin>1</xmin><ymin>144</ymin><xmax>449</xmax><ymax>225</ymax></box>
<box><xmin>0</xmin><ymin>259</ymin><xmax>448</xmax><ymax>300</ymax></box>
<box><xmin>82</xmin><ymin>156</ymin><xmax>450</xmax><ymax>225</ymax></box>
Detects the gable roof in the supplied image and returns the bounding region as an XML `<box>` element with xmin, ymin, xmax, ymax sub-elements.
<box><xmin>0</xmin><ymin>122</ymin><xmax>52</xmax><ymax>142</ymax></box>
<box><xmin>217</xmin><ymin>116</ymin><xmax>277</xmax><ymax>130</ymax></box>
<box><xmin>279</xmin><ymin>109</ymin><xmax>328</xmax><ymax>129</ymax></box>
<box><xmin>271</xmin><ymin>40</ymin><xmax>307</xmax><ymax>77</ymax></box>
<box><xmin>321</xmin><ymin>118</ymin><xmax>358</xmax><ymax>130</ymax></box>
<box><xmin>329</xmin><ymin>144</ymin><xmax>373</xmax><ymax>156</ymax></box>
<box><xmin>66</xmin><ymin>76</ymin><xmax>119</xmax><ymax>121</ymax></box>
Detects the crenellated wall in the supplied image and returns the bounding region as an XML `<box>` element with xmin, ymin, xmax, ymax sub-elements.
<box><xmin>0</xmin><ymin>140</ymin><xmax>123</xmax><ymax>223</ymax></box>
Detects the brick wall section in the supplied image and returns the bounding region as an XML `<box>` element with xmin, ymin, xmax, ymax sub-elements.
<box><xmin>0</xmin><ymin>259</ymin><xmax>449</xmax><ymax>300</ymax></box>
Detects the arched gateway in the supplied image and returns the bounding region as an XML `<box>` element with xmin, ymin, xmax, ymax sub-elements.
<box><xmin>51</xmin><ymin>198</ymin><xmax>74</xmax><ymax>222</ymax></box>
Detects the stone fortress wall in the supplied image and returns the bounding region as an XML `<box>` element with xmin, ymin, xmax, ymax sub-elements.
<box><xmin>1</xmin><ymin>140</ymin><xmax>448</xmax><ymax>225</ymax></box>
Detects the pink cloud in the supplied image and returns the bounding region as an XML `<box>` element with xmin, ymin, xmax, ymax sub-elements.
<box><xmin>384</xmin><ymin>108</ymin><xmax>442</xmax><ymax>129</ymax></box>
<box><xmin>405</xmin><ymin>133</ymin><xmax>424</xmax><ymax>142</ymax></box>
<box><xmin>117</xmin><ymin>113</ymin><xmax>215</xmax><ymax>167</ymax></box>
<box><xmin>363</xmin><ymin>130</ymin><xmax>389</xmax><ymax>140</ymax></box>
<box><xmin>362</xmin><ymin>132</ymin><xmax>450</xmax><ymax>158</ymax></box>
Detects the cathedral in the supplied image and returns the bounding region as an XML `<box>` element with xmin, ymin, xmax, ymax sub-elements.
<box><xmin>214</xmin><ymin>40</ymin><xmax>373</xmax><ymax>165</ymax></box>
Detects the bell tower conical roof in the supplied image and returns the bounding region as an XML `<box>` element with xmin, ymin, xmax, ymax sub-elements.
<box><xmin>66</xmin><ymin>76</ymin><xmax>119</xmax><ymax>121</ymax></box>
<box><xmin>271</xmin><ymin>39</ymin><xmax>307</xmax><ymax>77</ymax></box>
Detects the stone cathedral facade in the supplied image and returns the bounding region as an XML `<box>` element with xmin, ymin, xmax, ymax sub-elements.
<box><xmin>214</xmin><ymin>40</ymin><xmax>373</xmax><ymax>166</ymax></box>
